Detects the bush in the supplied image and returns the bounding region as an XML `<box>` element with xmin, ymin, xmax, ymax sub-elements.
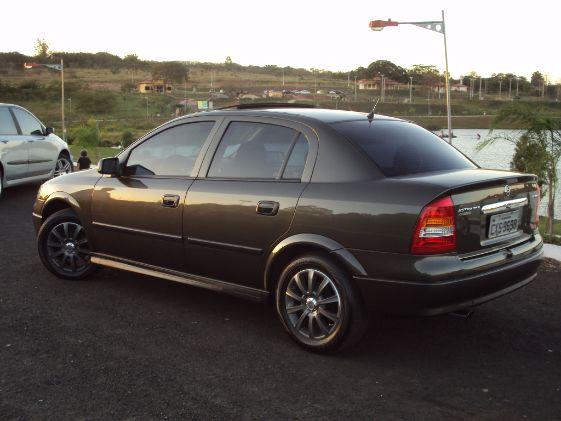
<box><xmin>71</xmin><ymin>119</ymin><xmax>100</xmax><ymax>149</ymax></box>
<box><xmin>121</xmin><ymin>130</ymin><xmax>135</xmax><ymax>148</ymax></box>
<box><xmin>75</xmin><ymin>90</ymin><xmax>117</xmax><ymax>114</ymax></box>
<box><xmin>121</xmin><ymin>81</ymin><xmax>136</xmax><ymax>93</ymax></box>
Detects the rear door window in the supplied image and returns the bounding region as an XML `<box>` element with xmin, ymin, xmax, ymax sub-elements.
<box><xmin>208</xmin><ymin>122</ymin><xmax>307</xmax><ymax>180</ymax></box>
<box><xmin>0</xmin><ymin>107</ymin><xmax>18</xmax><ymax>135</ymax></box>
<box><xmin>331</xmin><ymin>120</ymin><xmax>476</xmax><ymax>176</ymax></box>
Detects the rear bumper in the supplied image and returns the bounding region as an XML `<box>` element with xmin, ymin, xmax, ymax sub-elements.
<box><xmin>352</xmin><ymin>235</ymin><xmax>543</xmax><ymax>316</ymax></box>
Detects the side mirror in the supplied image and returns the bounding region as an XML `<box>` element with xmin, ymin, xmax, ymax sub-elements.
<box><xmin>97</xmin><ymin>157</ymin><xmax>120</xmax><ymax>176</ymax></box>
<box><xmin>45</xmin><ymin>127</ymin><xmax>55</xmax><ymax>135</ymax></box>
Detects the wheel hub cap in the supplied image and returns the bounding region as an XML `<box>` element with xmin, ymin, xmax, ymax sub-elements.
<box><xmin>64</xmin><ymin>242</ymin><xmax>76</xmax><ymax>254</ymax></box>
<box><xmin>284</xmin><ymin>268</ymin><xmax>342</xmax><ymax>341</ymax></box>
<box><xmin>305</xmin><ymin>297</ymin><xmax>318</xmax><ymax>311</ymax></box>
<box><xmin>46</xmin><ymin>222</ymin><xmax>90</xmax><ymax>273</ymax></box>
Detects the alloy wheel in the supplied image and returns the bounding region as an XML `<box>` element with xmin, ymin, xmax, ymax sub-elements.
<box><xmin>54</xmin><ymin>157</ymin><xmax>72</xmax><ymax>177</ymax></box>
<box><xmin>46</xmin><ymin>222</ymin><xmax>91</xmax><ymax>274</ymax></box>
<box><xmin>284</xmin><ymin>268</ymin><xmax>342</xmax><ymax>340</ymax></box>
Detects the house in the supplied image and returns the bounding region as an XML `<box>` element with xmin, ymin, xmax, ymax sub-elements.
<box><xmin>358</xmin><ymin>77</ymin><xmax>402</xmax><ymax>90</ymax></box>
<box><xmin>432</xmin><ymin>83</ymin><xmax>468</xmax><ymax>94</ymax></box>
<box><xmin>138</xmin><ymin>80</ymin><xmax>172</xmax><ymax>94</ymax></box>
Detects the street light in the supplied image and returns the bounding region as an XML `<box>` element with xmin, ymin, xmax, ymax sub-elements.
<box><xmin>370</xmin><ymin>10</ymin><xmax>453</xmax><ymax>143</ymax></box>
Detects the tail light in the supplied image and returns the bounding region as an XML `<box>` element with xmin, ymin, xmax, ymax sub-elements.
<box><xmin>411</xmin><ymin>196</ymin><xmax>456</xmax><ymax>254</ymax></box>
<box><xmin>533</xmin><ymin>184</ymin><xmax>541</xmax><ymax>228</ymax></box>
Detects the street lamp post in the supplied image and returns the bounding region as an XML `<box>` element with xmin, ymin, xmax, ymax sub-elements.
<box><xmin>370</xmin><ymin>10</ymin><xmax>453</xmax><ymax>143</ymax></box>
<box><xmin>409</xmin><ymin>76</ymin><xmax>413</xmax><ymax>103</ymax></box>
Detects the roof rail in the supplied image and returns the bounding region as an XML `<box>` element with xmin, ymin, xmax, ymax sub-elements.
<box><xmin>216</xmin><ymin>102</ymin><xmax>316</xmax><ymax>110</ymax></box>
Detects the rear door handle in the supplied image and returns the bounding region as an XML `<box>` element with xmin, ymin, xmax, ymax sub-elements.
<box><xmin>256</xmin><ymin>200</ymin><xmax>279</xmax><ymax>216</ymax></box>
<box><xmin>162</xmin><ymin>194</ymin><xmax>180</xmax><ymax>208</ymax></box>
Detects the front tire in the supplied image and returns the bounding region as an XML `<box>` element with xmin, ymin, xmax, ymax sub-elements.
<box><xmin>53</xmin><ymin>153</ymin><xmax>73</xmax><ymax>178</ymax></box>
<box><xmin>37</xmin><ymin>209</ymin><xmax>97</xmax><ymax>280</ymax></box>
<box><xmin>275</xmin><ymin>253</ymin><xmax>367</xmax><ymax>353</ymax></box>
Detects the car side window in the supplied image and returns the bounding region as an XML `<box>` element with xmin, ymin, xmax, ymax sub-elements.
<box><xmin>282</xmin><ymin>134</ymin><xmax>308</xmax><ymax>180</ymax></box>
<box><xmin>0</xmin><ymin>107</ymin><xmax>18</xmax><ymax>135</ymax></box>
<box><xmin>126</xmin><ymin>121</ymin><xmax>214</xmax><ymax>177</ymax></box>
<box><xmin>208</xmin><ymin>122</ymin><xmax>306</xmax><ymax>180</ymax></box>
<box><xmin>11</xmin><ymin>107</ymin><xmax>43</xmax><ymax>136</ymax></box>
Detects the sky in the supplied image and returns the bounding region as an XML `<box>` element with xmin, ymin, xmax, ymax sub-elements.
<box><xmin>2</xmin><ymin>0</ymin><xmax>560</xmax><ymax>81</ymax></box>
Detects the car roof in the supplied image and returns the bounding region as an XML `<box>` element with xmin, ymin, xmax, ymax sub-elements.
<box><xmin>186</xmin><ymin>107</ymin><xmax>404</xmax><ymax>124</ymax></box>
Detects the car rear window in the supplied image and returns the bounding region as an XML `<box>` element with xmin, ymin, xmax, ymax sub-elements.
<box><xmin>330</xmin><ymin>120</ymin><xmax>476</xmax><ymax>176</ymax></box>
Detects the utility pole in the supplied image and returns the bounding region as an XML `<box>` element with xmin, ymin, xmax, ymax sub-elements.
<box><xmin>380</xmin><ymin>74</ymin><xmax>385</xmax><ymax>103</ymax></box>
<box><xmin>516</xmin><ymin>78</ymin><xmax>519</xmax><ymax>97</ymax></box>
<box><xmin>427</xmin><ymin>86</ymin><xmax>431</xmax><ymax>115</ymax></box>
<box><xmin>479</xmin><ymin>77</ymin><xmax>482</xmax><ymax>100</ymax></box>
<box><xmin>509</xmin><ymin>78</ymin><xmax>512</xmax><ymax>99</ymax></box>
<box><xmin>347</xmin><ymin>72</ymin><xmax>350</xmax><ymax>88</ymax></box>
<box><xmin>61</xmin><ymin>59</ymin><xmax>65</xmax><ymax>142</ymax></box>
<box><xmin>145</xmin><ymin>96</ymin><xmax>149</xmax><ymax>119</ymax></box>
<box><xmin>484</xmin><ymin>78</ymin><xmax>487</xmax><ymax>95</ymax></box>
<box><xmin>282</xmin><ymin>69</ymin><xmax>285</xmax><ymax>87</ymax></box>
<box><xmin>354</xmin><ymin>76</ymin><xmax>357</xmax><ymax>102</ymax></box>
<box><xmin>499</xmin><ymin>80</ymin><xmax>502</xmax><ymax>99</ymax></box>
<box><xmin>409</xmin><ymin>76</ymin><xmax>413</xmax><ymax>103</ymax></box>
<box><xmin>470</xmin><ymin>79</ymin><xmax>474</xmax><ymax>100</ymax></box>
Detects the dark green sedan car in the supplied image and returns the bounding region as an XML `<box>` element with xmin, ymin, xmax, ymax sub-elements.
<box><xmin>33</xmin><ymin>105</ymin><xmax>543</xmax><ymax>352</ymax></box>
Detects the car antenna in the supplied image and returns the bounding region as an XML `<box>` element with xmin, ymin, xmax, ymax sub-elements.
<box><xmin>367</xmin><ymin>98</ymin><xmax>380</xmax><ymax>123</ymax></box>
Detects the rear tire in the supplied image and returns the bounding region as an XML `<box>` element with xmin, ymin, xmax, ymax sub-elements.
<box><xmin>37</xmin><ymin>209</ymin><xmax>98</xmax><ymax>280</ymax></box>
<box><xmin>275</xmin><ymin>253</ymin><xmax>368</xmax><ymax>353</ymax></box>
<box><xmin>0</xmin><ymin>166</ymin><xmax>3</xmax><ymax>199</ymax></box>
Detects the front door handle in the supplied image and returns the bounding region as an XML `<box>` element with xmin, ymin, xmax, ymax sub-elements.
<box><xmin>256</xmin><ymin>200</ymin><xmax>279</xmax><ymax>216</ymax></box>
<box><xmin>162</xmin><ymin>194</ymin><xmax>180</xmax><ymax>208</ymax></box>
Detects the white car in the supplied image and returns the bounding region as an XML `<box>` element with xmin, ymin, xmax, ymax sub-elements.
<box><xmin>0</xmin><ymin>103</ymin><xmax>72</xmax><ymax>197</ymax></box>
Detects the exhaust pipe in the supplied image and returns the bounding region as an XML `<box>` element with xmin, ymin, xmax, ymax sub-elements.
<box><xmin>448</xmin><ymin>310</ymin><xmax>474</xmax><ymax>319</ymax></box>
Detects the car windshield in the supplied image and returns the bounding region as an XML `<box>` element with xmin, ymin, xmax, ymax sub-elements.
<box><xmin>330</xmin><ymin>120</ymin><xmax>476</xmax><ymax>177</ymax></box>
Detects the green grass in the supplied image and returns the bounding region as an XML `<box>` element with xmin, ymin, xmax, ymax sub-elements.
<box><xmin>69</xmin><ymin>145</ymin><xmax>120</xmax><ymax>164</ymax></box>
<box><xmin>539</xmin><ymin>216</ymin><xmax>561</xmax><ymax>245</ymax></box>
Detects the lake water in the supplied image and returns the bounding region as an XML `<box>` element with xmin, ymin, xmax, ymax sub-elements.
<box><xmin>447</xmin><ymin>129</ymin><xmax>559</xmax><ymax>217</ymax></box>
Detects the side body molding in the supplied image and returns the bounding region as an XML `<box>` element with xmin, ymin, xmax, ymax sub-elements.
<box><xmin>264</xmin><ymin>233</ymin><xmax>367</xmax><ymax>290</ymax></box>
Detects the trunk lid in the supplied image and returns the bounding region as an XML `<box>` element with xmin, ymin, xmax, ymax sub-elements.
<box><xmin>399</xmin><ymin>169</ymin><xmax>539</xmax><ymax>255</ymax></box>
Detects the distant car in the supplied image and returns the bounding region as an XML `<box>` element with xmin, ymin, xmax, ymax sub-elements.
<box><xmin>295</xmin><ymin>90</ymin><xmax>310</xmax><ymax>95</ymax></box>
<box><xmin>328</xmin><ymin>90</ymin><xmax>344</xmax><ymax>95</ymax></box>
<box><xmin>0</xmin><ymin>103</ymin><xmax>72</xmax><ymax>198</ymax></box>
<box><xmin>34</xmin><ymin>104</ymin><xmax>543</xmax><ymax>353</ymax></box>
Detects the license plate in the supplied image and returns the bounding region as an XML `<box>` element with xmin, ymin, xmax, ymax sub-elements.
<box><xmin>488</xmin><ymin>210</ymin><xmax>520</xmax><ymax>239</ymax></box>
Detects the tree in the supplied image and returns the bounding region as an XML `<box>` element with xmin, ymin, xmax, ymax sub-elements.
<box><xmin>151</xmin><ymin>61</ymin><xmax>189</xmax><ymax>83</ymax></box>
<box><xmin>225</xmin><ymin>56</ymin><xmax>233</xmax><ymax>65</ymax></box>
<box><xmin>34</xmin><ymin>39</ymin><xmax>50</xmax><ymax>61</ymax></box>
<box><xmin>123</xmin><ymin>54</ymin><xmax>140</xmax><ymax>69</ymax></box>
<box><xmin>531</xmin><ymin>71</ymin><xmax>544</xmax><ymax>88</ymax></box>
<box><xmin>408</xmin><ymin>64</ymin><xmax>441</xmax><ymax>86</ymax></box>
<box><xmin>479</xmin><ymin>103</ymin><xmax>561</xmax><ymax>235</ymax></box>
<box><xmin>365</xmin><ymin>60</ymin><xmax>408</xmax><ymax>83</ymax></box>
<box><xmin>461</xmin><ymin>71</ymin><xmax>480</xmax><ymax>86</ymax></box>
